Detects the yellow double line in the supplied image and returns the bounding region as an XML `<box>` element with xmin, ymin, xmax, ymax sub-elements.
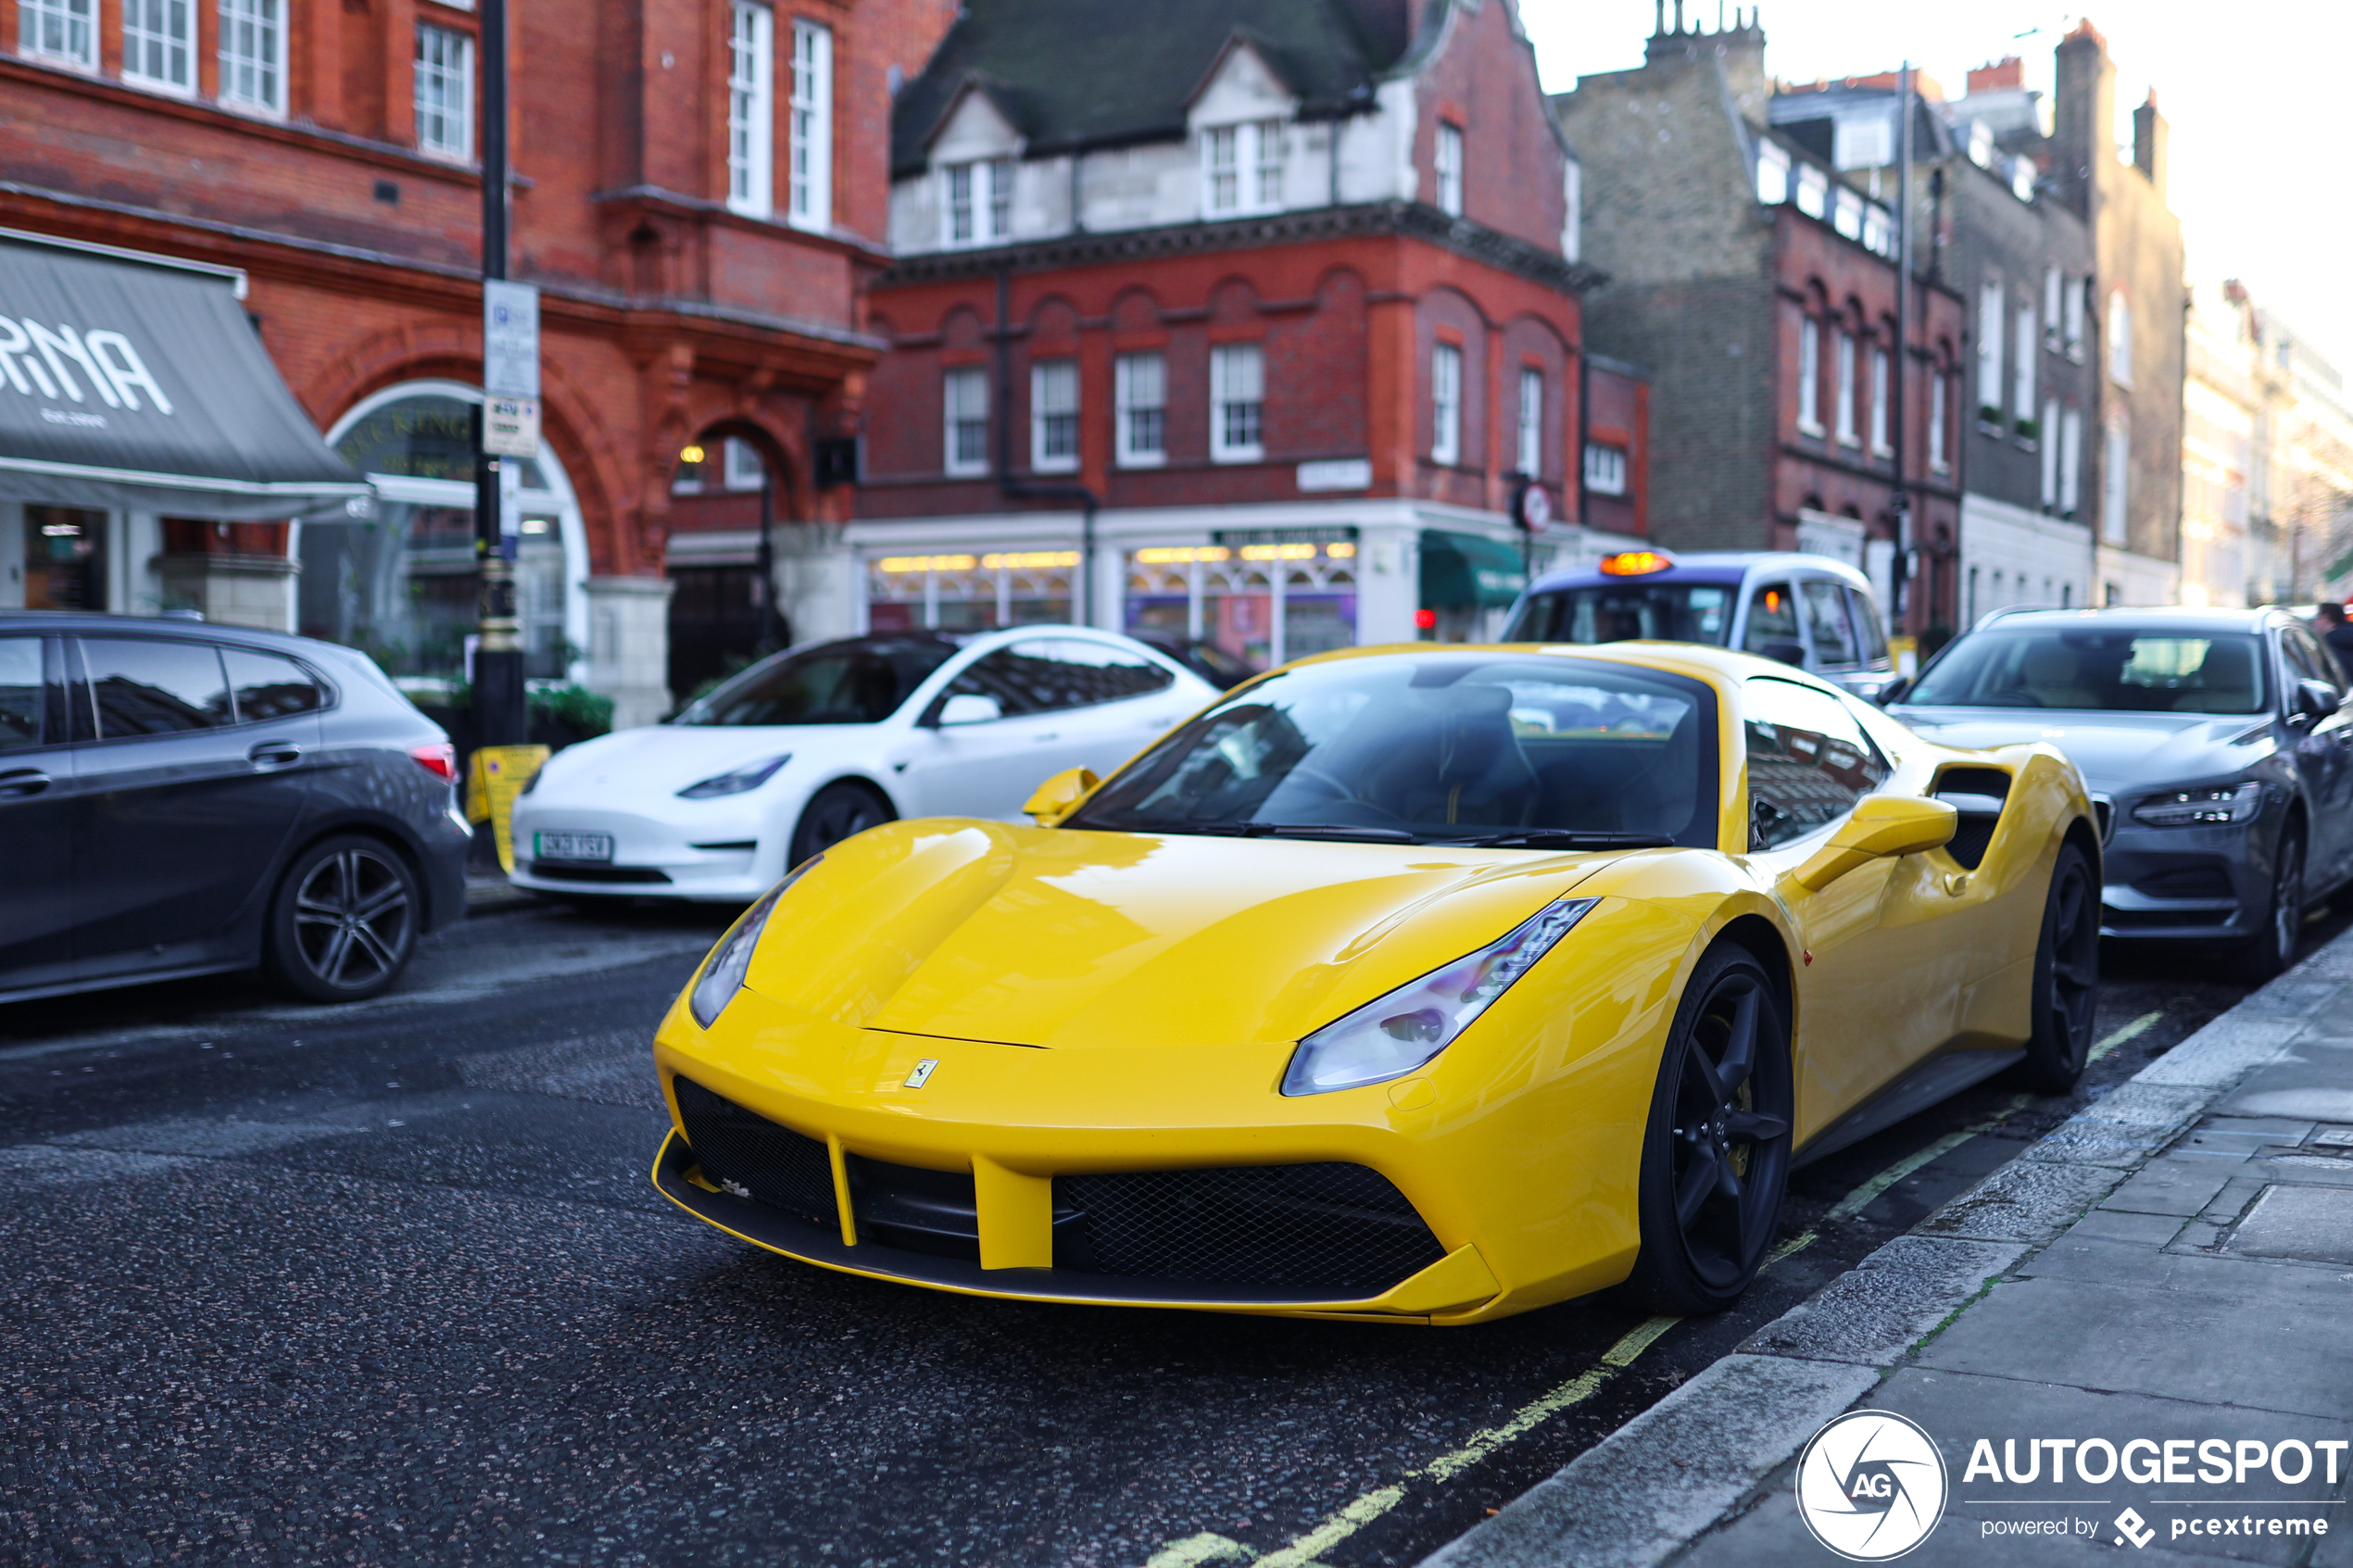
<box><xmin>1140</xmin><ymin>1010</ymin><xmax>2164</xmax><ymax>1568</ymax></box>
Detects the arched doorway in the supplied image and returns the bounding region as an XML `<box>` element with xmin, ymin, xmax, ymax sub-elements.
<box><xmin>664</xmin><ymin>428</ymin><xmax>785</xmax><ymax>704</ymax></box>
<box><xmin>308</xmin><ymin>381</ymin><xmax>589</xmax><ymax>688</ymax></box>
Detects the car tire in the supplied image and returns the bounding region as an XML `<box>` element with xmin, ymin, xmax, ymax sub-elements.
<box><xmin>2015</xmin><ymin>841</ymin><xmax>2099</xmax><ymax>1094</ymax></box>
<box><xmin>263</xmin><ymin>834</ymin><xmax>422</xmax><ymax>1003</ymax></box>
<box><xmin>2233</xmin><ymin>822</ymin><xmax>2306</xmax><ymax>985</ymax></box>
<box><xmin>1624</xmin><ymin>945</ymin><xmax>1794</xmax><ymax>1316</ymax></box>
<box><xmin>788</xmin><ymin>781</ymin><xmax>894</xmax><ymax>867</ymax></box>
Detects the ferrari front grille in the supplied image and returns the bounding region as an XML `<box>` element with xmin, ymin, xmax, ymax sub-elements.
<box><xmin>671</xmin><ymin>1076</ymin><xmax>837</xmax><ymax>1229</ymax></box>
<box><xmin>1055</xmin><ymin>1163</ymin><xmax>1447</xmax><ymax>1297</ymax></box>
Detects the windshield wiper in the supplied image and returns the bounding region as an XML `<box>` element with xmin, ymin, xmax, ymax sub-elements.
<box><xmin>1440</xmin><ymin>831</ymin><xmax>1676</xmax><ymax>850</ymax></box>
<box><xmin>1154</xmin><ymin>821</ymin><xmax>1419</xmax><ymax>843</ymax></box>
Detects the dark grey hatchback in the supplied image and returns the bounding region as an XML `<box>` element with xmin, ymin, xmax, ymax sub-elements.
<box><xmin>1</xmin><ymin>613</ymin><xmax>471</xmax><ymax>1005</ymax></box>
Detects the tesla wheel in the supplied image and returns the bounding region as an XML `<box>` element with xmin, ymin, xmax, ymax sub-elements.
<box><xmin>788</xmin><ymin>782</ymin><xmax>894</xmax><ymax>866</ymax></box>
<box><xmin>1625</xmin><ymin>946</ymin><xmax>1794</xmax><ymax>1315</ymax></box>
<box><xmin>2233</xmin><ymin>822</ymin><xmax>2306</xmax><ymax>985</ymax></box>
<box><xmin>264</xmin><ymin>834</ymin><xmax>421</xmax><ymax>1003</ymax></box>
<box><xmin>2016</xmin><ymin>841</ymin><xmax>2098</xmax><ymax>1093</ymax></box>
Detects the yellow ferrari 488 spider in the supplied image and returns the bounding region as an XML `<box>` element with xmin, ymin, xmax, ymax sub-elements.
<box><xmin>649</xmin><ymin>643</ymin><xmax>2099</xmax><ymax>1323</ymax></box>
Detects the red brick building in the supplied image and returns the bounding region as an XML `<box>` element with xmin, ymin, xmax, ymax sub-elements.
<box><xmin>846</xmin><ymin>0</ymin><xmax>1648</xmax><ymax>661</ymax></box>
<box><xmin>0</xmin><ymin>0</ymin><xmax>955</xmax><ymax>720</ymax></box>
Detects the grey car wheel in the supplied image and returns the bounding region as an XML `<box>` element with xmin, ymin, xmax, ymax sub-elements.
<box><xmin>265</xmin><ymin>835</ymin><xmax>421</xmax><ymax>1002</ymax></box>
<box><xmin>2233</xmin><ymin>824</ymin><xmax>2304</xmax><ymax>985</ymax></box>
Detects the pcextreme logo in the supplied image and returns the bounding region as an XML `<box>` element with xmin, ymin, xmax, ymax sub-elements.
<box><xmin>1795</xmin><ymin>1410</ymin><xmax>1949</xmax><ymax>1561</ymax></box>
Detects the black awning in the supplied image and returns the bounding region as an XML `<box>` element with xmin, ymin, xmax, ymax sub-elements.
<box><xmin>0</xmin><ymin>231</ymin><xmax>371</xmax><ymax>520</ymax></box>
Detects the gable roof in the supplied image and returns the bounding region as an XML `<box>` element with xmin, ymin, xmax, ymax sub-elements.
<box><xmin>891</xmin><ymin>0</ymin><xmax>1404</xmax><ymax>177</ymax></box>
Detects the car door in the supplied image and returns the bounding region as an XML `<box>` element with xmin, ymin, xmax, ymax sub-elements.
<box><xmin>2279</xmin><ymin>623</ymin><xmax>2353</xmax><ymax>884</ymax></box>
<box><xmin>1738</xmin><ymin>676</ymin><xmax>1968</xmax><ymax>1138</ymax></box>
<box><xmin>69</xmin><ymin>634</ymin><xmax>321</xmax><ymax>981</ymax></box>
<box><xmin>0</xmin><ymin>633</ymin><xmax>75</xmax><ymax>994</ymax></box>
<box><xmin>1016</xmin><ymin>636</ymin><xmax>1189</xmax><ymax>776</ymax></box>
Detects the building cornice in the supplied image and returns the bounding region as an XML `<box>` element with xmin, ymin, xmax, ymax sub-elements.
<box><xmin>874</xmin><ymin>202</ymin><xmax>1608</xmax><ymax>296</ymax></box>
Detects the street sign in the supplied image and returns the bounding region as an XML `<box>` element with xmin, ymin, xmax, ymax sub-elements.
<box><xmin>483</xmin><ymin>280</ymin><xmax>539</xmax><ymax>399</ymax></box>
<box><xmin>483</xmin><ymin>395</ymin><xmax>540</xmax><ymax>458</ymax></box>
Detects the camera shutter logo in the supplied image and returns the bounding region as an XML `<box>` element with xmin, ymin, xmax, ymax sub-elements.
<box><xmin>1794</xmin><ymin>1410</ymin><xmax>1948</xmax><ymax>1561</ymax></box>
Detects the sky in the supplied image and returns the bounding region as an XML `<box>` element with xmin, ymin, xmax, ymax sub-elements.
<box><xmin>1518</xmin><ymin>0</ymin><xmax>2353</xmax><ymax>372</ymax></box>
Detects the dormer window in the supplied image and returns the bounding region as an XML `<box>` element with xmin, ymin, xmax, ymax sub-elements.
<box><xmin>1202</xmin><ymin>120</ymin><xmax>1286</xmax><ymax>217</ymax></box>
<box><xmin>942</xmin><ymin>157</ymin><xmax>1013</xmax><ymax>247</ymax></box>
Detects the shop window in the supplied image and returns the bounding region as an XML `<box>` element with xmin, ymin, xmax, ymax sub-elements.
<box><xmin>1115</xmin><ymin>353</ymin><xmax>1165</xmax><ymax>468</ymax></box>
<box><xmin>217</xmin><ymin>0</ymin><xmax>286</xmax><ymax>114</ymax></box>
<box><xmin>726</xmin><ymin>2</ymin><xmax>774</xmax><ymax>218</ymax></box>
<box><xmin>1125</xmin><ymin>541</ymin><xmax>1356</xmax><ymax>671</ymax></box>
<box><xmin>414</xmin><ymin>23</ymin><xmax>474</xmax><ymax>161</ymax></box>
<box><xmin>866</xmin><ymin>552</ymin><xmax>1076</xmax><ymax>633</ymax></box>
<box><xmin>24</xmin><ymin>507</ymin><xmax>106</xmax><ymax>610</ymax></box>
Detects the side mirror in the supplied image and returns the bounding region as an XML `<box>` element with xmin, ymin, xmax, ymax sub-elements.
<box><xmin>1756</xmin><ymin>640</ymin><xmax>1808</xmax><ymax>669</ymax></box>
<box><xmin>2295</xmin><ymin>679</ymin><xmax>2338</xmax><ymax>723</ymax></box>
<box><xmin>937</xmin><ymin>693</ymin><xmax>1004</xmax><ymax>727</ymax></box>
<box><xmin>1875</xmin><ymin>676</ymin><xmax>1911</xmax><ymax>707</ymax></box>
<box><xmin>1023</xmin><ymin>766</ymin><xmax>1100</xmax><ymax>826</ymax></box>
<box><xmin>1791</xmin><ymin>793</ymin><xmax>1958</xmax><ymax>890</ymax></box>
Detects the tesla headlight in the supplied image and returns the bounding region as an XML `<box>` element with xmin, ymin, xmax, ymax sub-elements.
<box><xmin>2131</xmin><ymin>781</ymin><xmax>2261</xmax><ymax>829</ymax></box>
<box><xmin>1280</xmin><ymin>897</ymin><xmax>1600</xmax><ymax>1096</ymax></box>
<box><xmin>678</xmin><ymin>753</ymin><xmax>791</xmax><ymax>798</ymax></box>
<box><xmin>687</xmin><ymin>856</ymin><xmax>821</xmax><ymax>1028</ymax></box>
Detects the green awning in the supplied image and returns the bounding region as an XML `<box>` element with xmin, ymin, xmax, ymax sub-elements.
<box><xmin>1419</xmin><ymin>529</ymin><xmax>1528</xmax><ymax>610</ymax></box>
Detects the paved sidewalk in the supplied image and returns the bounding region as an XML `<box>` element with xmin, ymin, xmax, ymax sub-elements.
<box><xmin>1428</xmin><ymin>927</ymin><xmax>2353</xmax><ymax>1568</ymax></box>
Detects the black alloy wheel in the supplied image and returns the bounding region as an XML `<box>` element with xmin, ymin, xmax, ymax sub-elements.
<box><xmin>788</xmin><ymin>781</ymin><xmax>895</xmax><ymax>866</ymax></box>
<box><xmin>1626</xmin><ymin>946</ymin><xmax>1794</xmax><ymax>1315</ymax></box>
<box><xmin>2234</xmin><ymin>823</ymin><xmax>2306</xmax><ymax>985</ymax></box>
<box><xmin>264</xmin><ymin>834</ymin><xmax>421</xmax><ymax>1002</ymax></box>
<box><xmin>2016</xmin><ymin>841</ymin><xmax>2099</xmax><ymax>1093</ymax></box>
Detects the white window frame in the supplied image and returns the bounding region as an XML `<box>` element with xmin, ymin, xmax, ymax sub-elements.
<box><xmin>1869</xmin><ymin>345</ymin><xmax>1892</xmax><ymax>457</ymax></box>
<box><xmin>2064</xmin><ymin>278</ymin><xmax>2086</xmax><ymax>361</ymax></box>
<box><xmin>1796</xmin><ymin>317</ymin><xmax>1824</xmax><ymax>436</ymax></box>
<box><xmin>786</xmin><ymin>19</ymin><xmax>832</xmax><ymax>232</ymax></box>
<box><xmin>1114</xmin><ymin>352</ymin><xmax>1166</xmax><ymax>469</ymax></box>
<box><xmin>2014</xmin><ymin>299</ymin><xmax>2036</xmax><ymax>429</ymax></box>
<box><xmin>943</xmin><ymin>367</ymin><xmax>990</xmax><ymax>478</ymax></box>
<box><xmin>1583</xmin><ymin>443</ymin><xmax>1628</xmax><ymax>497</ymax></box>
<box><xmin>2040</xmin><ymin>396</ymin><xmax>2061</xmax><ymax>508</ymax></box>
<box><xmin>2059</xmin><ymin>406</ymin><xmax>2082</xmax><ymax>517</ymax></box>
<box><xmin>1756</xmin><ymin>141</ymin><xmax>1791</xmax><ymax>206</ymax></box>
<box><xmin>1929</xmin><ymin>371</ymin><xmax>1949</xmax><ymax>472</ymax></box>
<box><xmin>413</xmin><ymin>23</ymin><xmax>474</xmax><ymax>161</ymax></box>
<box><xmin>940</xmin><ymin>157</ymin><xmax>1013</xmax><ymax>248</ymax></box>
<box><xmin>121</xmin><ymin>0</ymin><xmax>194</xmax><ymax>92</ymax></box>
<box><xmin>1210</xmin><ymin>343</ymin><xmax>1265</xmax><ymax>465</ymax></box>
<box><xmin>2102</xmin><ymin>411</ymin><xmax>2130</xmax><ymax>544</ymax></box>
<box><xmin>1430</xmin><ymin>342</ymin><xmax>1463</xmax><ymax>465</ymax></box>
<box><xmin>725</xmin><ymin>1</ymin><xmax>774</xmax><ymax>219</ymax></box>
<box><xmin>1795</xmin><ymin>164</ymin><xmax>1828</xmax><ymax>220</ymax></box>
<box><xmin>217</xmin><ymin>0</ymin><xmax>287</xmax><ymax>115</ymax></box>
<box><xmin>2108</xmin><ymin>286</ymin><xmax>2133</xmax><ymax>386</ymax></box>
<box><xmin>1976</xmin><ymin>278</ymin><xmax>2004</xmax><ymax>421</ymax></box>
<box><xmin>1202</xmin><ymin>120</ymin><xmax>1286</xmax><ymax>218</ymax></box>
<box><xmin>1516</xmin><ymin>366</ymin><xmax>1543</xmax><ymax>476</ymax></box>
<box><xmin>21</xmin><ymin>0</ymin><xmax>97</xmax><ymax>69</ymax></box>
<box><xmin>2044</xmin><ymin>267</ymin><xmax>2063</xmax><ymax>350</ymax></box>
<box><xmin>1030</xmin><ymin>358</ymin><xmax>1079</xmax><ymax>473</ymax></box>
<box><xmin>1435</xmin><ymin>122</ymin><xmax>1465</xmax><ymax>217</ymax></box>
<box><xmin>1833</xmin><ymin>330</ymin><xmax>1858</xmax><ymax>447</ymax></box>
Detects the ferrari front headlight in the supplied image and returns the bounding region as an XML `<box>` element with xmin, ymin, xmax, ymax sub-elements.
<box><xmin>1280</xmin><ymin>897</ymin><xmax>1599</xmax><ymax>1096</ymax></box>
<box><xmin>687</xmin><ymin>856</ymin><xmax>822</xmax><ymax>1027</ymax></box>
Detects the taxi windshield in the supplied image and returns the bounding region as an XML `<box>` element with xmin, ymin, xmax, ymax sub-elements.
<box><xmin>1068</xmin><ymin>653</ymin><xmax>1718</xmax><ymax>847</ymax></box>
<box><xmin>1504</xmin><ymin>581</ymin><xmax>1738</xmax><ymax>646</ymax></box>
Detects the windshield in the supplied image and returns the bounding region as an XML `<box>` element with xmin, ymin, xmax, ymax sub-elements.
<box><xmin>1505</xmin><ymin>581</ymin><xmax>1738</xmax><ymax>646</ymax></box>
<box><xmin>1906</xmin><ymin>629</ymin><xmax>2269</xmax><ymax>715</ymax></box>
<box><xmin>674</xmin><ymin>636</ymin><xmax>957</xmax><ymax>726</ymax></box>
<box><xmin>1067</xmin><ymin>653</ymin><xmax>1718</xmax><ymax>847</ymax></box>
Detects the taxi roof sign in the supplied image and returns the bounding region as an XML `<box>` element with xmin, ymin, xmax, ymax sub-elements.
<box><xmin>1598</xmin><ymin>550</ymin><xmax>1674</xmax><ymax>576</ymax></box>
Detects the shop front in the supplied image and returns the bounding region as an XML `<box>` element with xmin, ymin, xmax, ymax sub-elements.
<box><xmin>0</xmin><ymin>231</ymin><xmax>371</xmax><ymax>623</ymax></box>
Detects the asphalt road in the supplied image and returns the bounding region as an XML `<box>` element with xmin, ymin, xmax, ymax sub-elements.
<box><xmin>1</xmin><ymin>894</ymin><xmax>2336</xmax><ymax>1568</ymax></box>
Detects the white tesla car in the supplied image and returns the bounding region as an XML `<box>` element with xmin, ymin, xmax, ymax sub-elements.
<box><xmin>509</xmin><ymin>626</ymin><xmax>1219</xmax><ymax>902</ymax></box>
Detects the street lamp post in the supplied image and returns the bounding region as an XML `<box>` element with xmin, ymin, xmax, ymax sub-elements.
<box><xmin>471</xmin><ymin>0</ymin><xmax>527</xmax><ymax>748</ymax></box>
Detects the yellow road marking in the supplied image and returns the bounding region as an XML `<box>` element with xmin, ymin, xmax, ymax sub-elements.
<box><xmin>2088</xmin><ymin>1010</ymin><xmax>2162</xmax><ymax>1064</ymax></box>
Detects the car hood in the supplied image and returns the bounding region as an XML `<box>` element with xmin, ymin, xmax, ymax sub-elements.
<box><xmin>741</xmin><ymin>820</ymin><xmax>1624</xmax><ymax>1050</ymax></box>
<box><xmin>1891</xmin><ymin>707</ymin><xmax>2272</xmax><ymax>794</ymax></box>
<box><xmin>533</xmin><ymin>721</ymin><xmax>866</xmax><ymax>799</ymax></box>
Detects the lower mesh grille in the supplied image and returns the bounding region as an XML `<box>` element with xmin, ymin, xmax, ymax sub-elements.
<box><xmin>671</xmin><ymin>1076</ymin><xmax>837</xmax><ymax>1228</ymax></box>
<box><xmin>1056</xmin><ymin>1163</ymin><xmax>1447</xmax><ymax>1296</ymax></box>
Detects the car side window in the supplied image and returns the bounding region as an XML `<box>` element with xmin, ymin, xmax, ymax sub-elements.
<box><xmin>1743</xmin><ymin>676</ymin><xmax>1891</xmax><ymax>850</ymax></box>
<box><xmin>946</xmin><ymin>640</ymin><xmax>1174</xmax><ymax>717</ymax></box>
<box><xmin>1741</xmin><ymin>582</ymin><xmax>1800</xmax><ymax>655</ymax></box>
<box><xmin>0</xmin><ymin>636</ymin><xmax>44</xmax><ymax>754</ymax></box>
<box><xmin>1848</xmin><ymin>589</ymin><xmax>1890</xmax><ymax>665</ymax></box>
<box><xmin>2283</xmin><ymin>627</ymin><xmax>2341</xmax><ymax>701</ymax></box>
<box><xmin>1800</xmin><ymin>581</ymin><xmax>1862</xmax><ymax>668</ymax></box>
<box><xmin>222</xmin><ymin>647</ymin><xmax>325</xmax><ymax>721</ymax></box>
<box><xmin>81</xmin><ymin>637</ymin><xmax>233</xmax><ymax>738</ymax></box>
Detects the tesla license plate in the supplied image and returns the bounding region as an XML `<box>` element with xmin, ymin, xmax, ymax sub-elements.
<box><xmin>535</xmin><ymin>831</ymin><xmax>612</xmax><ymax>862</ymax></box>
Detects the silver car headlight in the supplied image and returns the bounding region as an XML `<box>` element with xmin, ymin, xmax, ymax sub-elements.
<box><xmin>1280</xmin><ymin>897</ymin><xmax>1599</xmax><ymax>1096</ymax></box>
<box><xmin>687</xmin><ymin>856</ymin><xmax>822</xmax><ymax>1027</ymax></box>
<box><xmin>678</xmin><ymin>753</ymin><xmax>791</xmax><ymax>799</ymax></box>
<box><xmin>2131</xmin><ymin>781</ymin><xmax>2261</xmax><ymax>829</ymax></box>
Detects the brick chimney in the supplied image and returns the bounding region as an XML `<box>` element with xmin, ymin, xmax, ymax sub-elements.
<box><xmin>2049</xmin><ymin>19</ymin><xmax>2114</xmax><ymax>221</ymax></box>
<box><xmin>2133</xmin><ymin>90</ymin><xmax>2168</xmax><ymax>199</ymax></box>
<box><xmin>1967</xmin><ymin>56</ymin><xmax>2023</xmax><ymax>94</ymax></box>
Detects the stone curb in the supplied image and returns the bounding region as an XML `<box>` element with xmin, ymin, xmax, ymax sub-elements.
<box><xmin>1419</xmin><ymin>927</ymin><xmax>2350</xmax><ymax>1568</ymax></box>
